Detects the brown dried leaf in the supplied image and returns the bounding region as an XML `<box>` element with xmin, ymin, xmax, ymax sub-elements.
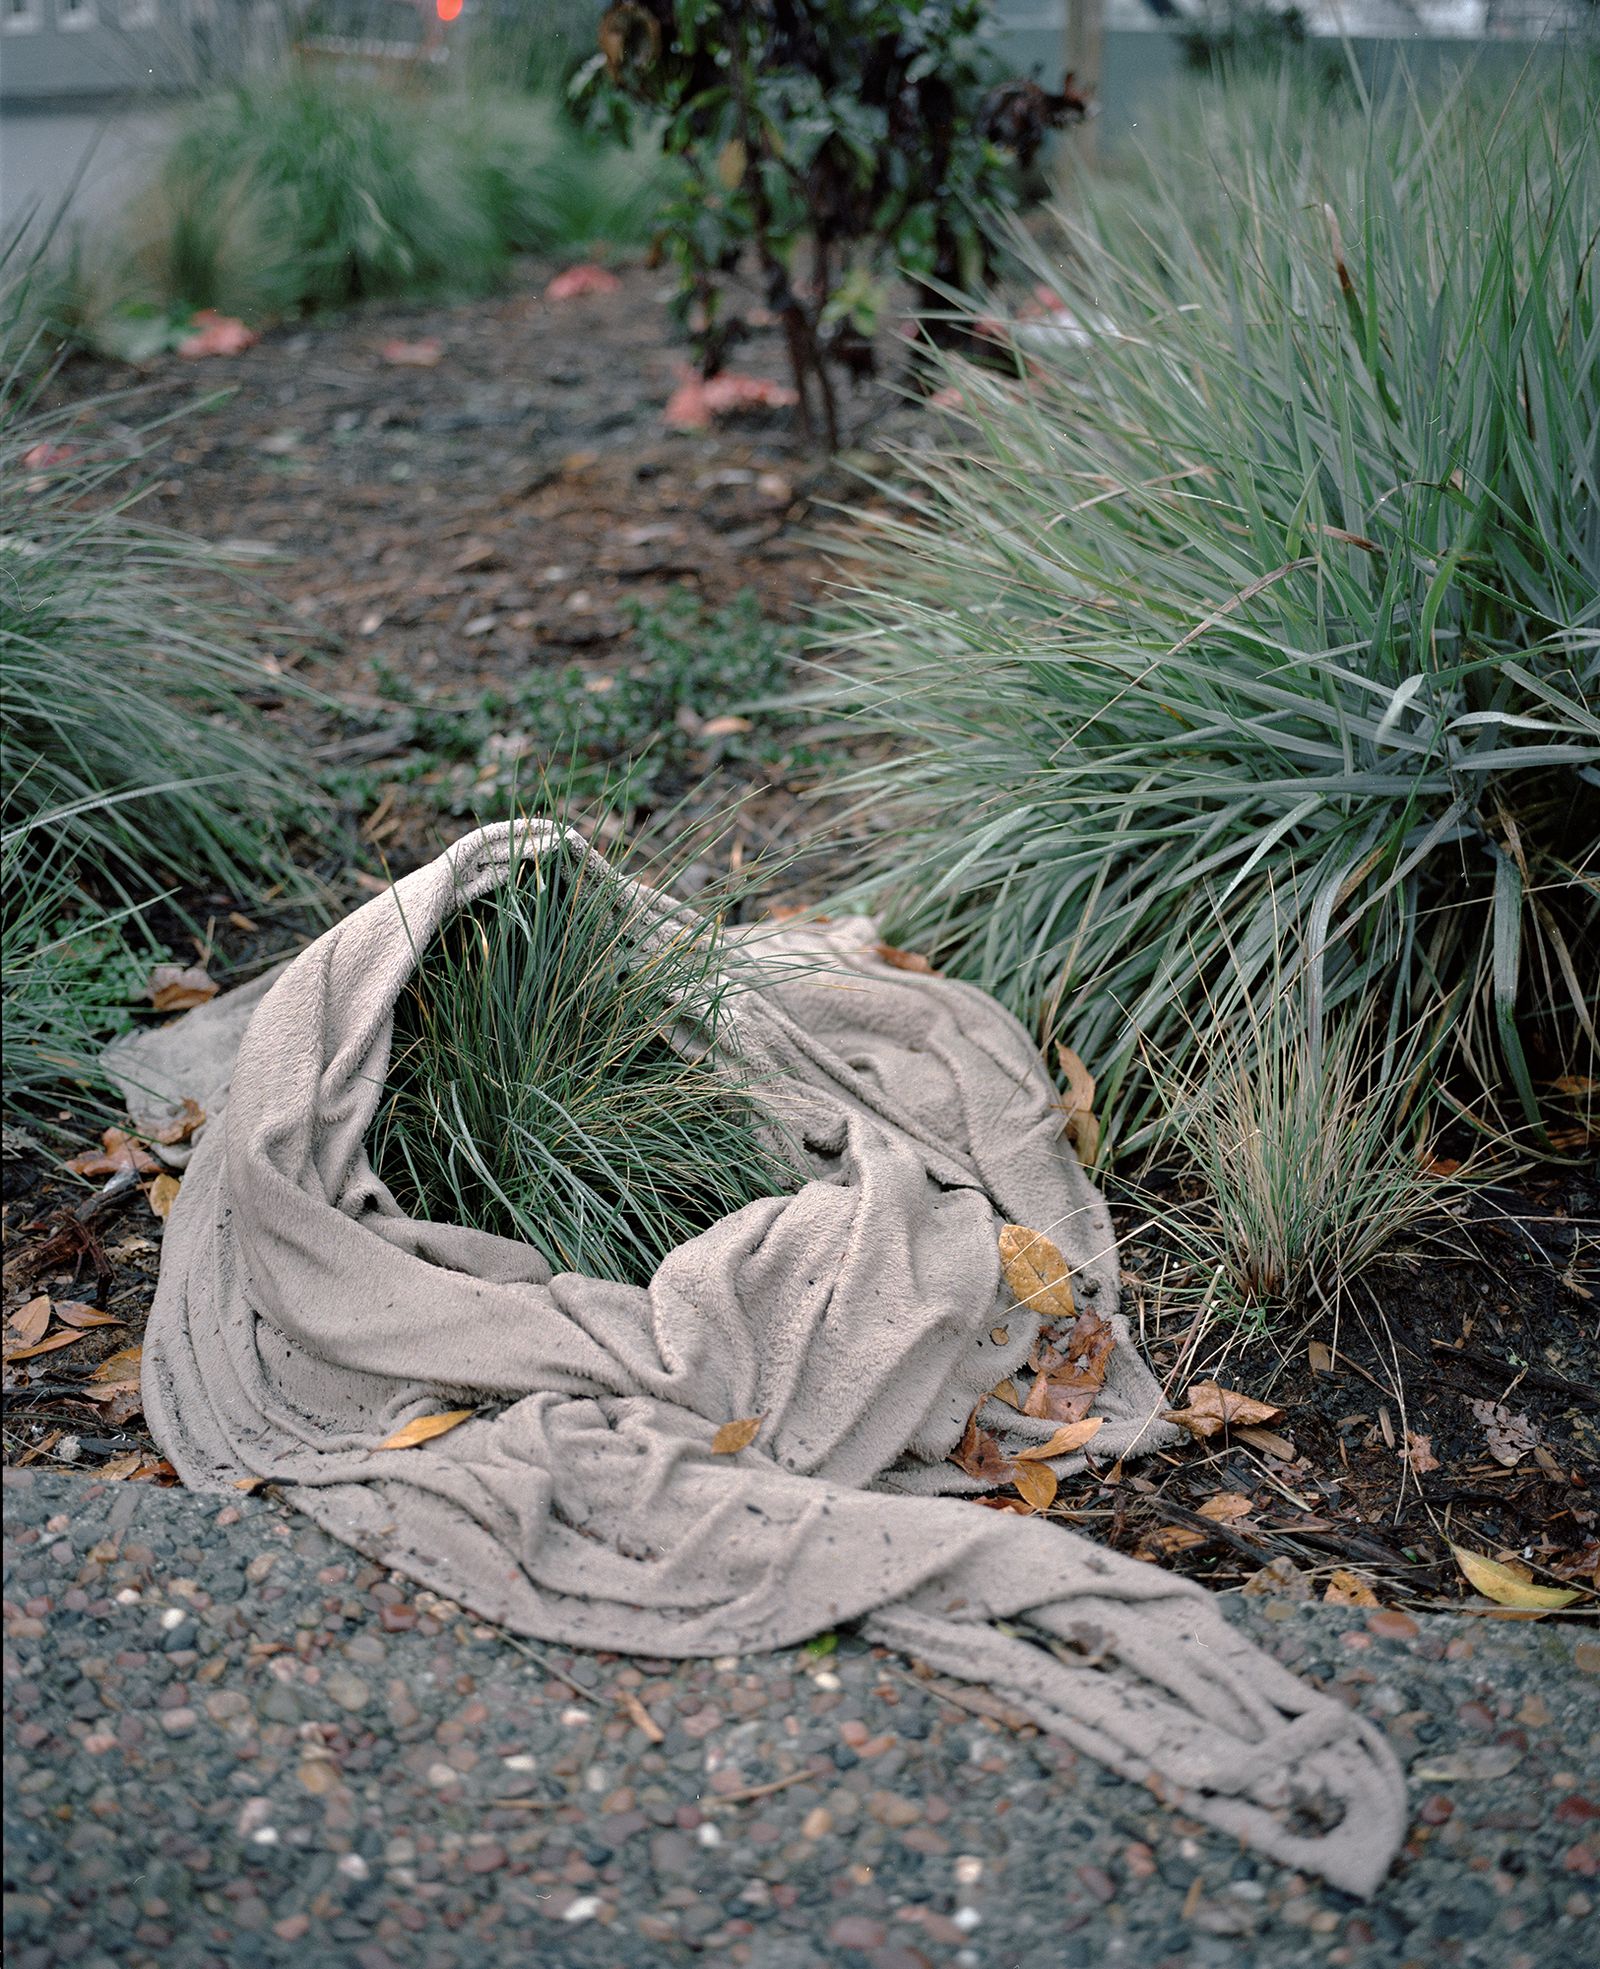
<box><xmin>1016</xmin><ymin>1416</ymin><xmax>1104</xmax><ymax>1461</ymax></box>
<box><xmin>98</xmin><ymin>1388</ymin><xmax>145</xmax><ymax>1427</ymax></box>
<box><xmin>89</xmin><ymin>1343</ymin><xmax>142</xmax><ymax>1384</ymax></box>
<box><xmin>235</xmin><ymin>1475</ymin><xmax>271</xmax><ymax>1493</ymax></box>
<box><xmin>7</xmin><ymin>1295</ymin><xmax>50</xmax><ymax>1346</ymax></box>
<box><xmin>1196</xmin><ymin>1492</ymin><xmax>1253</xmax><ymax>1523</ymax></box>
<box><xmin>1323</xmin><ymin>1568</ymin><xmax>1380</xmax><ymax>1607</ymax></box>
<box><xmin>873</xmin><ymin>943</ymin><xmax>936</xmax><ymax>974</ymax></box>
<box><xmin>63</xmin><ymin>1129</ymin><xmax>161</xmax><ymax>1178</ymax></box>
<box><xmin>1404</xmin><ymin>1430</ymin><xmax>1441</xmax><ymax>1475</ymax></box>
<box><xmin>148</xmin><ymin>963</ymin><xmax>218</xmax><ymax>1013</ymax></box>
<box><xmin>1307</xmin><ymin>1340</ymin><xmax>1334</xmax><ymax>1374</ymax></box>
<box><xmin>1468</xmin><ymin>1399</ymin><xmax>1539</xmax><ymax>1468</ymax></box>
<box><xmin>147</xmin><ymin>1173</ymin><xmax>181</xmax><ymax>1220</ymax></box>
<box><xmin>950</xmin><ymin>1409</ymin><xmax>1017</xmax><ymax>1483</ymax></box>
<box><xmin>1136</xmin><ymin>1525</ymin><xmax>1208</xmax><ymax>1560</ymax></box>
<box><xmin>1164</xmin><ymin>1381</ymin><xmax>1285</xmax><ymax>1440</ymax></box>
<box><xmin>148</xmin><ymin>1098</ymin><xmax>206</xmax><ymax>1146</ymax></box>
<box><xmin>98</xmin><ymin>1451</ymin><xmax>146</xmax><ymax>1482</ymax></box>
<box><xmin>4</xmin><ymin>1328</ymin><xmax>84</xmax><ymax>1364</ymax></box>
<box><xmin>1054</xmin><ymin>1043</ymin><xmax>1101</xmax><ymax>1161</ymax></box>
<box><xmin>989</xmin><ymin>1378</ymin><xmax>1020</xmax><ymax>1409</ymax></box>
<box><xmin>52</xmin><ymin>1300</ymin><xmax>119</xmax><ymax>1329</ymax></box>
<box><xmin>700</xmin><ymin>714</ymin><xmax>754</xmax><ymax>738</ymax></box>
<box><xmin>378</xmin><ymin>1408</ymin><xmax>474</xmax><ymax>1451</ymax></box>
<box><xmin>999</xmin><ymin>1224</ymin><xmax>1076</xmax><ymax>1322</ymax></box>
<box><xmin>711</xmin><ymin>1415</ymin><xmax>763</xmax><ymax>1456</ymax></box>
<box><xmin>1012</xmin><ymin>1460</ymin><xmax>1058</xmax><ymax>1512</ymax></box>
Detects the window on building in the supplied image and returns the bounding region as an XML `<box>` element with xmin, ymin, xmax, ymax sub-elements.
<box><xmin>57</xmin><ymin>0</ymin><xmax>99</xmax><ymax>27</ymax></box>
<box><xmin>3</xmin><ymin>0</ymin><xmax>44</xmax><ymax>34</ymax></box>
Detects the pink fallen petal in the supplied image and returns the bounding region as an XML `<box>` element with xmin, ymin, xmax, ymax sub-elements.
<box><xmin>545</xmin><ymin>264</ymin><xmax>622</xmax><ymax>302</ymax></box>
<box><xmin>663</xmin><ymin>374</ymin><xmax>713</xmax><ymax>431</ymax></box>
<box><xmin>177</xmin><ymin>310</ymin><xmax>258</xmax><ymax>359</ymax></box>
<box><xmin>928</xmin><ymin>385</ymin><xmax>965</xmax><ymax>411</ymax></box>
<box><xmin>698</xmin><ymin>372</ymin><xmax>798</xmax><ymax>413</ymax></box>
<box><xmin>21</xmin><ymin>441</ymin><xmax>76</xmax><ymax>470</ymax></box>
<box><xmin>380</xmin><ymin>338</ymin><xmax>443</xmax><ymax>368</ymax></box>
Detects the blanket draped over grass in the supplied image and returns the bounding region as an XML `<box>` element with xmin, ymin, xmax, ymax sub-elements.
<box><xmin>136</xmin><ymin>822</ymin><xmax>1405</xmax><ymax>1895</ymax></box>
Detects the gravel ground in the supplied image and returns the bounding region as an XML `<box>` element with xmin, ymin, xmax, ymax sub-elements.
<box><xmin>5</xmin><ymin>1468</ymin><xmax>1598</xmax><ymax>1969</ymax></box>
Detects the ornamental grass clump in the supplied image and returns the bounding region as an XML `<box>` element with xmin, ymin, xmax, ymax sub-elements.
<box><xmin>368</xmin><ymin>831</ymin><xmax>802</xmax><ymax>1286</ymax></box>
<box><xmin>820</xmin><ymin>69</ymin><xmax>1599</xmax><ymax>1152</ymax></box>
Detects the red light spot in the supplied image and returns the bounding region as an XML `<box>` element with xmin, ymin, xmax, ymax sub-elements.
<box><xmin>437</xmin><ymin>0</ymin><xmax>461</xmax><ymax>19</ymax></box>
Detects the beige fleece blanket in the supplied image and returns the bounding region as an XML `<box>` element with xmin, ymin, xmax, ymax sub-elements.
<box><xmin>139</xmin><ymin>821</ymin><xmax>1405</xmax><ymax>1895</ymax></box>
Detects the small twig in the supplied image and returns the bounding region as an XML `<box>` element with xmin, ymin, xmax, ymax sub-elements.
<box><xmin>500</xmin><ymin>1633</ymin><xmax>601</xmax><ymax>1705</ymax></box>
<box><xmin>704</xmin><ymin>1768</ymin><xmax>814</xmax><ymax>1807</ymax></box>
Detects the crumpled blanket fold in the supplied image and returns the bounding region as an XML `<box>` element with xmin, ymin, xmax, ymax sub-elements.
<box><xmin>139</xmin><ymin>821</ymin><xmax>1406</xmax><ymax>1895</ymax></box>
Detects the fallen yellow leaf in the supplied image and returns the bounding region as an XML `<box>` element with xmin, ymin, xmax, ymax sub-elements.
<box><xmin>711</xmin><ymin>1415</ymin><xmax>763</xmax><ymax>1456</ymax></box>
<box><xmin>1012</xmin><ymin>1461</ymin><xmax>1058</xmax><ymax>1512</ymax></box>
<box><xmin>990</xmin><ymin>1378</ymin><xmax>1020</xmax><ymax>1409</ymax></box>
<box><xmin>377</xmin><ymin>1408</ymin><xmax>474</xmax><ymax>1451</ymax></box>
<box><xmin>147</xmin><ymin>1173</ymin><xmax>181</xmax><ymax>1220</ymax></box>
<box><xmin>998</xmin><ymin>1224</ymin><xmax>1076</xmax><ymax>1323</ymax></box>
<box><xmin>1016</xmin><ymin>1416</ymin><xmax>1104</xmax><ymax>1461</ymax></box>
<box><xmin>1451</xmin><ymin>1544</ymin><xmax>1579</xmax><ymax>1612</ymax></box>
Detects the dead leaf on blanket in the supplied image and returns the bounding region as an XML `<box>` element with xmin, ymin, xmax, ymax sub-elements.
<box><xmin>1450</xmin><ymin>1544</ymin><xmax>1578</xmax><ymax>1612</ymax></box>
<box><xmin>711</xmin><ymin>1415</ymin><xmax>763</xmax><ymax>1455</ymax></box>
<box><xmin>1323</xmin><ymin>1569</ymin><xmax>1380</xmax><ymax>1607</ymax></box>
<box><xmin>7</xmin><ymin>1295</ymin><xmax>51</xmax><ymax>1347</ymax></box>
<box><xmin>1021</xmin><ymin>1309</ymin><xmax>1115</xmax><ymax>1426</ymax></box>
<box><xmin>1054</xmin><ymin>1043</ymin><xmax>1101</xmax><ymax>1163</ymax></box>
<box><xmin>148</xmin><ymin>1098</ymin><xmax>206</xmax><ymax>1146</ymax></box>
<box><xmin>999</xmin><ymin>1224</ymin><xmax>1076</xmax><ymax>1322</ymax></box>
<box><xmin>235</xmin><ymin>1475</ymin><xmax>271</xmax><ymax>1492</ymax></box>
<box><xmin>1467</xmin><ymin>1399</ymin><xmax>1539</xmax><ymax>1468</ymax></box>
<box><xmin>950</xmin><ymin>1409</ymin><xmax>1016</xmax><ymax>1483</ymax></box>
<box><xmin>990</xmin><ymin>1377</ymin><xmax>1020</xmax><ymax>1409</ymax></box>
<box><xmin>147</xmin><ymin>1174</ymin><xmax>181</xmax><ymax>1220</ymax></box>
<box><xmin>873</xmin><ymin>942</ymin><xmax>936</xmax><ymax>974</ymax></box>
<box><xmin>148</xmin><ymin>963</ymin><xmax>219</xmax><ymax>1013</ymax></box>
<box><xmin>379</xmin><ymin>1408</ymin><xmax>475</xmax><ymax>1451</ymax></box>
<box><xmin>1016</xmin><ymin>1416</ymin><xmax>1104</xmax><ymax>1461</ymax></box>
<box><xmin>1196</xmin><ymin>1492</ymin><xmax>1253</xmax><ymax>1523</ymax></box>
<box><xmin>1165</xmin><ymin>1381</ymin><xmax>1284</xmax><ymax>1439</ymax></box>
<box><xmin>1011</xmin><ymin>1461</ymin><xmax>1058</xmax><ymax>1512</ymax></box>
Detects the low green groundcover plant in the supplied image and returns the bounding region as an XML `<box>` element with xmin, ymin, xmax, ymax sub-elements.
<box><xmin>1</xmin><ymin>230</ymin><xmax>317</xmax><ymax>1123</ymax></box>
<box><xmin>821</xmin><ymin>69</ymin><xmax>1599</xmax><ymax>1153</ymax></box>
<box><xmin>368</xmin><ymin>828</ymin><xmax>801</xmax><ymax>1285</ymax></box>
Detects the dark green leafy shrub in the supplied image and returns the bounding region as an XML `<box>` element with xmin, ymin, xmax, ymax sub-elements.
<box><xmin>579</xmin><ymin>0</ymin><xmax>1085</xmax><ymax>443</ymax></box>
